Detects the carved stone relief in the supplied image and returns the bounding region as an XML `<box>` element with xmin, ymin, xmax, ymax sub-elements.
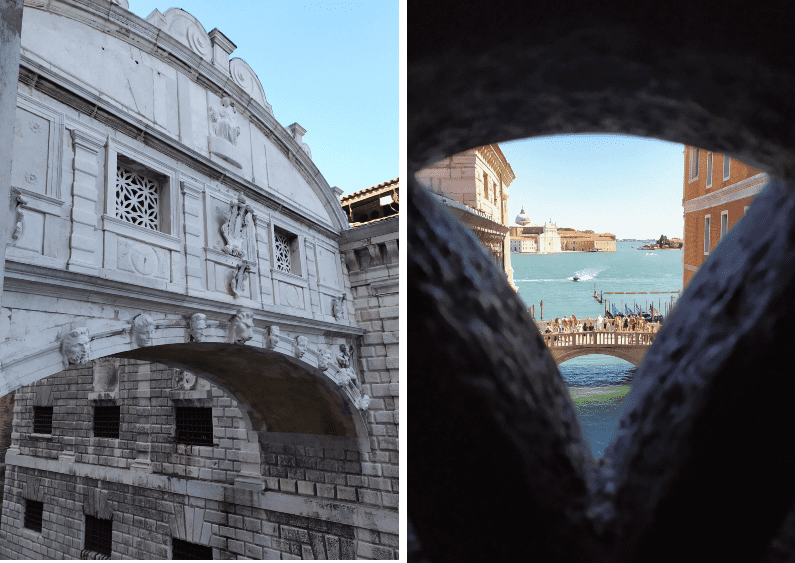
<box><xmin>336</xmin><ymin>344</ymin><xmax>352</xmax><ymax>369</ymax></box>
<box><xmin>117</xmin><ymin>239</ymin><xmax>168</xmax><ymax>279</ymax></box>
<box><xmin>208</xmin><ymin>97</ymin><xmax>242</xmax><ymax>168</ymax></box>
<box><xmin>331</xmin><ymin>294</ymin><xmax>347</xmax><ymax>320</ymax></box>
<box><xmin>92</xmin><ymin>358</ymin><xmax>120</xmax><ymax>397</ymax></box>
<box><xmin>60</xmin><ymin>326</ymin><xmax>91</xmax><ymax>368</ymax></box>
<box><xmin>24</xmin><ymin>172</ymin><xmax>37</xmax><ymax>185</ymax></box>
<box><xmin>228</xmin><ymin>262</ymin><xmax>251</xmax><ymax>298</ymax></box>
<box><xmin>229</xmin><ymin>58</ymin><xmax>273</xmax><ymax>115</ymax></box>
<box><xmin>294</xmin><ymin>335</ymin><xmax>308</xmax><ymax>359</ymax></box>
<box><xmin>173</xmin><ymin>369</ymin><xmax>197</xmax><ymax>390</ymax></box>
<box><xmin>318</xmin><ymin>348</ymin><xmax>333</xmax><ymax>370</ymax></box>
<box><xmin>356</xmin><ymin>394</ymin><xmax>371</xmax><ymax>411</ymax></box>
<box><xmin>10</xmin><ymin>189</ymin><xmax>28</xmax><ymax>245</ymax></box>
<box><xmin>132</xmin><ymin>313</ymin><xmax>155</xmax><ymax>348</ymax></box>
<box><xmin>228</xmin><ymin>309</ymin><xmax>254</xmax><ymax>344</ymax></box>
<box><xmin>187</xmin><ymin>313</ymin><xmax>206</xmax><ymax>342</ymax></box>
<box><xmin>221</xmin><ymin>194</ymin><xmax>252</xmax><ymax>258</ymax></box>
<box><xmin>266</xmin><ymin>325</ymin><xmax>279</xmax><ymax>350</ymax></box>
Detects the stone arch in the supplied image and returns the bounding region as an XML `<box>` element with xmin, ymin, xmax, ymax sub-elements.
<box><xmin>552</xmin><ymin>348</ymin><xmax>646</xmax><ymax>368</ymax></box>
<box><xmin>408</xmin><ymin>3</ymin><xmax>795</xmax><ymax>563</ymax></box>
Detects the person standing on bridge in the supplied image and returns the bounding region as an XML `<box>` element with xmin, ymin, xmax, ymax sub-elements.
<box><xmin>597</xmin><ymin>314</ymin><xmax>603</xmax><ymax>330</ymax></box>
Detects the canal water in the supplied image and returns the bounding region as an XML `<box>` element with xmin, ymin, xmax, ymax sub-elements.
<box><xmin>512</xmin><ymin>241</ymin><xmax>683</xmax><ymax>457</ymax></box>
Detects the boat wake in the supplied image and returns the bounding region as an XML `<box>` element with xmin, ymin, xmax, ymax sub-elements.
<box><xmin>567</xmin><ymin>267</ymin><xmax>606</xmax><ymax>282</ymax></box>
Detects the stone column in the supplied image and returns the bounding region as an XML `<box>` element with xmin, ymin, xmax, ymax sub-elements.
<box><xmin>0</xmin><ymin>0</ymin><xmax>24</xmax><ymax>308</ymax></box>
<box><xmin>68</xmin><ymin>129</ymin><xmax>104</xmax><ymax>274</ymax></box>
<box><xmin>130</xmin><ymin>363</ymin><xmax>153</xmax><ymax>472</ymax></box>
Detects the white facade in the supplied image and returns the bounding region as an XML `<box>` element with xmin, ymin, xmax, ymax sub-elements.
<box><xmin>510</xmin><ymin>208</ymin><xmax>562</xmax><ymax>254</ymax></box>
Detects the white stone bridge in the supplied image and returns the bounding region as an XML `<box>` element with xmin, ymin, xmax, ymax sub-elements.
<box><xmin>542</xmin><ymin>331</ymin><xmax>654</xmax><ymax>367</ymax></box>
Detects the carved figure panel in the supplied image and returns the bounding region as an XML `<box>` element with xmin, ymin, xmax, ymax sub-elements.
<box><xmin>10</xmin><ymin>189</ymin><xmax>28</xmax><ymax>246</ymax></box>
<box><xmin>132</xmin><ymin>314</ymin><xmax>155</xmax><ymax>347</ymax></box>
<box><xmin>295</xmin><ymin>335</ymin><xmax>308</xmax><ymax>359</ymax></box>
<box><xmin>208</xmin><ymin>97</ymin><xmax>242</xmax><ymax>168</ymax></box>
<box><xmin>221</xmin><ymin>194</ymin><xmax>252</xmax><ymax>258</ymax></box>
<box><xmin>266</xmin><ymin>325</ymin><xmax>279</xmax><ymax>350</ymax></box>
<box><xmin>336</xmin><ymin>344</ymin><xmax>352</xmax><ymax>369</ymax></box>
<box><xmin>60</xmin><ymin>326</ymin><xmax>91</xmax><ymax>368</ymax></box>
<box><xmin>331</xmin><ymin>294</ymin><xmax>346</xmax><ymax>320</ymax></box>
<box><xmin>318</xmin><ymin>348</ymin><xmax>333</xmax><ymax>370</ymax></box>
<box><xmin>173</xmin><ymin>369</ymin><xmax>197</xmax><ymax>390</ymax></box>
<box><xmin>228</xmin><ymin>262</ymin><xmax>252</xmax><ymax>298</ymax></box>
<box><xmin>117</xmin><ymin>239</ymin><xmax>169</xmax><ymax>279</ymax></box>
<box><xmin>92</xmin><ymin>358</ymin><xmax>120</xmax><ymax>394</ymax></box>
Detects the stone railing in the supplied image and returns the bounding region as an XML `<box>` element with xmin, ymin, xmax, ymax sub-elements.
<box><xmin>542</xmin><ymin>331</ymin><xmax>654</xmax><ymax>348</ymax></box>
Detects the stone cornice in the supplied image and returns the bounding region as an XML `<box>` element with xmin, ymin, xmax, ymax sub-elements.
<box><xmin>3</xmin><ymin>260</ymin><xmax>364</xmax><ymax>337</ymax></box>
<box><xmin>476</xmin><ymin>144</ymin><xmax>516</xmax><ymax>186</ymax></box>
<box><xmin>22</xmin><ymin>0</ymin><xmax>349</xmax><ymax>235</ymax></box>
<box><xmin>683</xmin><ymin>173</ymin><xmax>769</xmax><ymax>213</ymax></box>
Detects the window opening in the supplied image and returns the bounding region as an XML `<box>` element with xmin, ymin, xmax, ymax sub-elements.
<box><xmin>704</xmin><ymin>216</ymin><xmax>711</xmax><ymax>254</ymax></box>
<box><xmin>689</xmin><ymin>147</ymin><xmax>699</xmax><ymax>180</ymax></box>
<box><xmin>172</xmin><ymin>538</ymin><xmax>213</xmax><ymax>560</ymax></box>
<box><xmin>24</xmin><ymin>499</ymin><xmax>43</xmax><ymax>532</ymax></box>
<box><xmin>274</xmin><ymin>232</ymin><xmax>293</xmax><ymax>274</ymax></box>
<box><xmin>706</xmin><ymin>152</ymin><xmax>713</xmax><ymax>188</ymax></box>
<box><xmin>93</xmin><ymin>405</ymin><xmax>120</xmax><ymax>439</ymax></box>
<box><xmin>33</xmin><ymin>406</ymin><xmax>53</xmax><ymax>434</ymax></box>
<box><xmin>721</xmin><ymin>212</ymin><xmax>728</xmax><ymax>238</ymax></box>
<box><xmin>115</xmin><ymin>164</ymin><xmax>160</xmax><ymax>231</ymax></box>
<box><xmin>724</xmin><ymin>155</ymin><xmax>731</xmax><ymax>180</ymax></box>
<box><xmin>84</xmin><ymin>515</ymin><xmax>113</xmax><ymax>557</ymax></box>
<box><xmin>175</xmin><ymin>406</ymin><xmax>214</xmax><ymax>446</ymax></box>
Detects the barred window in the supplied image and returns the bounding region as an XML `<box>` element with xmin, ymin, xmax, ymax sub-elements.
<box><xmin>33</xmin><ymin>406</ymin><xmax>53</xmax><ymax>434</ymax></box>
<box><xmin>84</xmin><ymin>515</ymin><xmax>113</xmax><ymax>557</ymax></box>
<box><xmin>93</xmin><ymin>405</ymin><xmax>120</xmax><ymax>439</ymax></box>
<box><xmin>175</xmin><ymin>407</ymin><xmax>214</xmax><ymax>446</ymax></box>
<box><xmin>24</xmin><ymin>499</ymin><xmax>43</xmax><ymax>532</ymax></box>
<box><xmin>172</xmin><ymin>538</ymin><xmax>213</xmax><ymax>560</ymax></box>
<box><xmin>115</xmin><ymin>164</ymin><xmax>160</xmax><ymax>231</ymax></box>
<box><xmin>274</xmin><ymin>232</ymin><xmax>292</xmax><ymax>273</ymax></box>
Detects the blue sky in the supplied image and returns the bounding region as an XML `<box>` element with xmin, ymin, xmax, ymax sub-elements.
<box><xmin>128</xmin><ymin>1</ymin><xmax>398</xmax><ymax>196</ymax></box>
<box><xmin>501</xmin><ymin>135</ymin><xmax>686</xmax><ymax>240</ymax></box>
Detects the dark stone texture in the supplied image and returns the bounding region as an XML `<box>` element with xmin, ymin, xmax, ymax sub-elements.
<box><xmin>409</xmin><ymin>1</ymin><xmax>795</xmax><ymax>561</ymax></box>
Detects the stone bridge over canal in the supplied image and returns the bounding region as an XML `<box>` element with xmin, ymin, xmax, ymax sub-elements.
<box><xmin>542</xmin><ymin>331</ymin><xmax>653</xmax><ymax>367</ymax></box>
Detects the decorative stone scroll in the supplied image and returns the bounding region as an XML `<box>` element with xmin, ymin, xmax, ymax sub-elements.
<box><xmin>331</xmin><ymin>294</ymin><xmax>347</xmax><ymax>320</ymax></box>
<box><xmin>229</xmin><ymin>57</ymin><xmax>273</xmax><ymax>115</ymax></box>
<box><xmin>60</xmin><ymin>326</ymin><xmax>91</xmax><ymax>368</ymax></box>
<box><xmin>221</xmin><ymin>194</ymin><xmax>253</xmax><ymax>258</ymax></box>
<box><xmin>266</xmin><ymin>325</ymin><xmax>280</xmax><ymax>350</ymax></box>
<box><xmin>208</xmin><ymin>97</ymin><xmax>242</xmax><ymax>168</ymax></box>
<box><xmin>132</xmin><ymin>313</ymin><xmax>155</xmax><ymax>348</ymax></box>
<box><xmin>228</xmin><ymin>262</ymin><xmax>251</xmax><ymax>298</ymax></box>
<box><xmin>187</xmin><ymin>313</ymin><xmax>207</xmax><ymax>342</ymax></box>
<box><xmin>294</xmin><ymin>335</ymin><xmax>308</xmax><ymax>359</ymax></box>
<box><xmin>228</xmin><ymin>309</ymin><xmax>254</xmax><ymax>344</ymax></box>
<box><xmin>9</xmin><ymin>188</ymin><xmax>28</xmax><ymax>245</ymax></box>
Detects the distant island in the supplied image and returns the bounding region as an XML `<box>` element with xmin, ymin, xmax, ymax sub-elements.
<box><xmin>640</xmin><ymin>235</ymin><xmax>683</xmax><ymax>250</ymax></box>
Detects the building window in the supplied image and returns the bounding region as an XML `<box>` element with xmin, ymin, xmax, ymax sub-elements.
<box><xmin>704</xmin><ymin>215</ymin><xmax>711</xmax><ymax>254</ymax></box>
<box><xmin>172</xmin><ymin>538</ymin><xmax>213</xmax><ymax>560</ymax></box>
<box><xmin>24</xmin><ymin>500</ymin><xmax>43</xmax><ymax>532</ymax></box>
<box><xmin>483</xmin><ymin>172</ymin><xmax>489</xmax><ymax>198</ymax></box>
<box><xmin>175</xmin><ymin>407</ymin><xmax>214</xmax><ymax>446</ymax></box>
<box><xmin>115</xmin><ymin>156</ymin><xmax>164</xmax><ymax>231</ymax></box>
<box><xmin>744</xmin><ymin>206</ymin><xmax>749</xmax><ymax>214</ymax></box>
<box><xmin>706</xmin><ymin>152</ymin><xmax>713</xmax><ymax>188</ymax></box>
<box><xmin>721</xmin><ymin>211</ymin><xmax>728</xmax><ymax>238</ymax></box>
<box><xmin>93</xmin><ymin>405</ymin><xmax>120</xmax><ymax>439</ymax></box>
<box><xmin>33</xmin><ymin>406</ymin><xmax>53</xmax><ymax>434</ymax></box>
<box><xmin>724</xmin><ymin>155</ymin><xmax>731</xmax><ymax>180</ymax></box>
<box><xmin>84</xmin><ymin>515</ymin><xmax>113</xmax><ymax>558</ymax></box>
<box><xmin>689</xmin><ymin>147</ymin><xmax>700</xmax><ymax>181</ymax></box>
<box><xmin>272</xmin><ymin>227</ymin><xmax>302</xmax><ymax>276</ymax></box>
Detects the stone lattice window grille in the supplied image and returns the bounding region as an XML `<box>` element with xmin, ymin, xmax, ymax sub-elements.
<box><xmin>274</xmin><ymin>232</ymin><xmax>292</xmax><ymax>273</ymax></box>
<box><xmin>115</xmin><ymin>163</ymin><xmax>160</xmax><ymax>230</ymax></box>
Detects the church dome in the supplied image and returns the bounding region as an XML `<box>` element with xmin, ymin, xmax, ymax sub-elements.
<box><xmin>515</xmin><ymin>207</ymin><xmax>532</xmax><ymax>225</ymax></box>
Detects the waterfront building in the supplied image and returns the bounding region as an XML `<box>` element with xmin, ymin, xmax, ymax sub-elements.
<box><xmin>510</xmin><ymin>209</ymin><xmax>563</xmax><ymax>254</ymax></box>
<box><xmin>0</xmin><ymin>1</ymin><xmax>398</xmax><ymax>559</ymax></box>
<box><xmin>559</xmin><ymin>230</ymin><xmax>617</xmax><ymax>252</ymax></box>
<box><xmin>682</xmin><ymin>146</ymin><xmax>768</xmax><ymax>287</ymax></box>
<box><xmin>340</xmin><ymin>178</ymin><xmax>399</xmax><ymax>226</ymax></box>
<box><xmin>415</xmin><ymin>144</ymin><xmax>517</xmax><ymax>287</ymax></box>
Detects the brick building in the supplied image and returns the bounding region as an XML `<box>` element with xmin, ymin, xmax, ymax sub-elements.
<box><xmin>415</xmin><ymin>144</ymin><xmax>516</xmax><ymax>287</ymax></box>
<box><xmin>682</xmin><ymin>146</ymin><xmax>768</xmax><ymax>287</ymax></box>
<box><xmin>558</xmin><ymin>230</ymin><xmax>616</xmax><ymax>252</ymax></box>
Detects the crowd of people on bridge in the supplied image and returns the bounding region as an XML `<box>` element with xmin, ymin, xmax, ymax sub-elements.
<box><xmin>540</xmin><ymin>314</ymin><xmax>659</xmax><ymax>334</ymax></box>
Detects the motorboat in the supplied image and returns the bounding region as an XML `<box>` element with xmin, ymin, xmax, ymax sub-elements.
<box><xmin>589</xmin><ymin>248</ymin><xmax>598</xmax><ymax>252</ymax></box>
<box><xmin>572</xmin><ymin>276</ymin><xmax>580</xmax><ymax>281</ymax></box>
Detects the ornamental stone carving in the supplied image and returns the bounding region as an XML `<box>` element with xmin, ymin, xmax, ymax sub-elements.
<box><xmin>10</xmin><ymin>189</ymin><xmax>28</xmax><ymax>246</ymax></box>
<box><xmin>266</xmin><ymin>326</ymin><xmax>280</xmax><ymax>350</ymax></box>
<box><xmin>332</xmin><ymin>295</ymin><xmax>346</xmax><ymax>320</ymax></box>
<box><xmin>356</xmin><ymin>394</ymin><xmax>371</xmax><ymax>411</ymax></box>
<box><xmin>92</xmin><ymin>358</ymin><xmax>120</xmax><ymax>395</ymax></box>
<box><xmin>132</xmin><ymin>314</ymin><xmax>155</xmax><ymax>348</ymax></box>
<box><xmin>60</xmin><ymin>326</ymin><xmax>91</xmax><ymax>368</ymax></box>
<box><xmin>318</xmin><ymin>348</ymin><xmax>333</xmax><ymax>370</ymax></box>
<box><xmin>173</xmin><ymin>369</ymin><xmax>197</xmax><ymax>390</ymax></box>
<box><xmin>228</xmin><ymin>309</ymin><xmax>254</xmax><ymax>344</ymax></box>
<box><xmin>336</xmin><ymin>344</ymin><xmax>352</xmax><ymax>369</ymax></box>
<box><xmin>221</xmin><ymin>194</ymin><xmax>253</xmax><ymax>258</ymax></box>
<box><xmin>295</xmin><ymin>335</ymin><xmax>308</xmax><ymax>359</ymax></box>
<box><xmin>209</xmin><ymin>97</ymin><xmax>242</xmax><ymax>168</ymax></box>
<box><xmin>187</xmin><ymin>313</ymin><xmax>207</xmax><ymax>342</ymax></box>
<box><xmin>228</xmin><ymin>262</ymin><xmax>251</xmax><ymax>298</ymax></box>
